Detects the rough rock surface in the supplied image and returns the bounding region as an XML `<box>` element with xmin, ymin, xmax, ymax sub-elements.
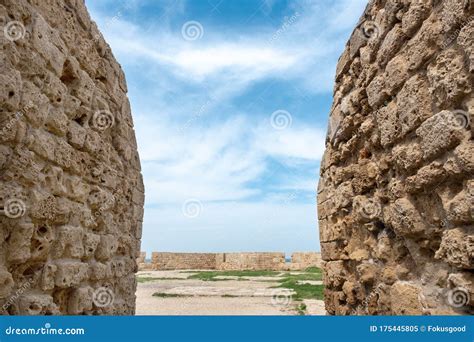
<box><xmin>318</xmin><ymin>0</ymin><xmax>473</xmax><ymax>315</ymax></box>
<box><xmin>0</xmin><ymin>0</ymin><xmax>144</xmax><ymax>315</ymax></box>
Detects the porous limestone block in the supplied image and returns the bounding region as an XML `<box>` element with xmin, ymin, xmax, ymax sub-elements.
<box><xmin>41</xmin><ymin>263</ymin><xmax>57</xmax><ymax>291</ymax></box>
<box><xmin>377</xmin><ymin>24</ymin><xmax>406</xmax><ymax>66</ymax></box>
<box><xmin>388</xmin><ymin>198</ymin><xmax>426</xmax><ymax>237</ymax></box>
<box><xmin>89</xmin><ymin>262</ymin><xmax>112</xmax><ymax>281</ymax></box>
<box><xmin>443</xmin><ymin>186</ymin><xmax>474</xmax><ymax>224</ymax></box>
<box><xmin>95</xmin><ymin>234</ymin><xmax>118</xmax><ymax>261</ymax></box>
<box><xmin>384</xmin><ymin>54</ymin><xmax>410</xmax><ymax>95</ymax></box>
<box><xmin>83</xmin><ymin>232</ymin><xmax>100</xmax><ymax>259</ymax></box>
<box><xmin>374</xmin><ymin>101</ymin><xmax>399</xmax><ymax>147</ymax></box>
<box><xmin>390</xmin><ymin>281</ymin><xmax>424</xmax><ymax>315</ymax></box>
<box><xmin>44</xmin><ymin>107</ymin><xmax>69</xmax><ymax>137</ymax></box>
<box><xmin>68</xmin><ymin>286</ymin><xmax>93</xmax><ymax>314</ymax></box>
<box><xmin>356</xmin><ymin>261</ymin><xmax>378</xmax><ymax>284</ymax></box>
<box><xmin>31</xmin><ymin>14</ymin><xmax>66</xmax><ymax>76</ymax></box>
<box><xmin>401</xmin><ymin>0</ymin><xmax>431</xmax><ymax>36</ymax></box>
<box><xmin>0</xmin><ymin>69</ymin><xmax>21</xmax><ymax>111</ymax></box>
<box><xmin>0</xmin><ymin>269</ymin><xmax>14</xmax><ymax>298</ymax></box>
<box><xmin>397</xmin><ymin>74</ymin><xmax>432</xmax><ymax>135</ymax></box>
<box><xmin>17</xmin><ymin>294</ymin><xmax>60</xmax><ymax>315</ymax></box>
<box><xmin>392</xmin><ymin>141</ymin><xmax>423</xmax><ymax>172</ymax></box>
<box><xmin>416</xmin><ymin>111</ymin><xmax>464</xmax><ymax>160</ymax></box>
<box><xmin>427</xmin><ymin>49</ymin><xmax>472</xmax><ymax>107</ymax></box>
<box><xmin>367</xmin><ymin>74</ymin><xmax>388</xmax><ymax>108</ymax></box>
<box><xmin>404</xmin><ymin>13</ymin><xmax>442</xmax><ymax>71</ymax></box>
<box><xmin>453</xmin><ymin>141</ymin><xmax>474</xmax><ymax>173</ymax></box>
<box><xmin>54</xmin><ymin>261</ymin><xmax>88</xmax><ymax>288</ymax></box>
<box><xmin>7</xmin><ymin>222</ymin><xmax>34</xmax><ymax>264</ymax></box>
<box><xmin>54</xmin><ymin>225</ymin><xmax>84</xmax><ymax>258</ymax></box>
<box><xmin>458</xmin><ymin>21</ymin><xmax>474</xmax><ymax>72</ymax></box>
<box><xmin>435</xmin><ymin>228</ymin><xmax>474</xmax><ymax>269</ymax></box>
<box><xmin>324</xmin><ymin>261</ymin><xmax>346</xmax><ymax>288</ymax></box>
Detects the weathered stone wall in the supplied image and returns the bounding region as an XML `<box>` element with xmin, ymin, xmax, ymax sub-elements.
<box><xmin>216</xmin><ymin>252</ymin><xmax>286</xmax><ymax>271</ymax></box>
<box><xmin>151</xmin><ymin>252</ymin><xmax>218</xmax><ymax>270</ymax></box>
<box><xmin>318</xmin><ymin>0</ymin><xmax>473</xmax><ymax>315</ymax></box>
<box><xmin>141</xmin><ymin>252</ymin><xmax>321</xmax><ymax>271</ymax></box>
<box><xmin>290</xmin><ymin>252</ymin><xmax>322</xmax><ymax>270</ymax></box>
<box><xmin>0</xmin><ymin>0</ymin><xmax>144</xmax><ymax>315</ymax></box>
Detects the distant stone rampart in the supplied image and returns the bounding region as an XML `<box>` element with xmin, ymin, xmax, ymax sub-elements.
<box><xmin>137</xmin><ymin>252</ymin><xmax>322</xmax><ymax>271</ymax></box>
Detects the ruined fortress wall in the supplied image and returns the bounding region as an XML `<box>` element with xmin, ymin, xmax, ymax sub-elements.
<box><xmin>0</xmin><ymin>0</ymin><xmax>144</xmax><ymax>315</ymax></box>
<box><xmin>151</xmin><ymin>253</ymin><xmax>218</xmax><ymax>270</ymax></box>
<box><xmin>142</xmin><ymin>252</ymin><xmax>320</xmax><ymax>271</ymax></box>
<box><xmin>318</xmin><ymin>0</ymin><xmax>473</xmax><ymax>315</ymax></box>
<box><xmin>290</xmin><ymin>252</ymin><xmax>322</xmax><ymax>270</ymax></box>
<box><xmin>216</xmin><ymin>252</ymin><xmax>286</xmax><ymax>271</ymax></box>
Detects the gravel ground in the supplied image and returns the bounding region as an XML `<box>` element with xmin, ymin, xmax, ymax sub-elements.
<box><xmin>135</xmin><ymin>270</ymin><xmax>326</xmax><ymax>315</ymax></box>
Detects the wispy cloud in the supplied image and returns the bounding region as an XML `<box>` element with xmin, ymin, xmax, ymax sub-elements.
<box><xmin>86</xmin><ymin>0</ymin><xmax>366</xmax><ymax>253</ymax></box>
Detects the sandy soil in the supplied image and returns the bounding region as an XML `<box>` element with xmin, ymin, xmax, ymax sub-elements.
<box><xmin>135</xmin><ymin>270</ymin><xmax>326</xmax><ymax>315</ymax></box>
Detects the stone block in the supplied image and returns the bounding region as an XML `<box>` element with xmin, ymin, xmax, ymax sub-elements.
<box><xmin>427</xmin><ymin>49</ymin><xmax>472</xmax><ymax>107</ymax></box>
<box><xmin>54</xmin><ymin>261</ymin><xmax>88</xmax><ymax>288</ymax></box>
<box><xmin>397</xmin><ymin>74</ymin><xmax>432</xmax><ymax>136</ymax></box>
<box><xmin>68</xmin><ymin>286</ymin><xmax>93</xmax><ymax>314</ymax></box>
<box><xmin>435</xmin><ymin>228</ymin><xmax>473</xmax><ymax>269</ymax></box>
<box><xmin>416</xmin><ymin>110</ymin><xmax>464</xmax><ymax>160</ymax></box>
<box><xmin>17</xmin><ymin>294</ymin><xmax>60</xmax><ymax>315</ymax></box>
<box><xmin>390</xmin><ymin>281</ymin><xmax>423</xmax><ymax>315</ymax></box>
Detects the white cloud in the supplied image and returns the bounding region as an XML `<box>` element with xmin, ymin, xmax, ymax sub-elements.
<box><xmin>86</xmin><ymin>0</ymin><xmax>366</xmax><ymax>253</ymax></box>
<box><xmin>136</xmin><ymin>113</ymin><xmax>324</xmax><ymax>205</ymax></box>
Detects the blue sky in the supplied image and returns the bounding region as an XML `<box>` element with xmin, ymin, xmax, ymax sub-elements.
<box><xmin>86</xmin><ymin>0</ymin><xmax>367</xmax><ymax>255</ymax></box>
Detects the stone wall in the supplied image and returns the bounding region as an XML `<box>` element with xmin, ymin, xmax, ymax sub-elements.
<box><xmin>216</xmin><ymin>252</ymin><xmax>286</xmax><ymax>271</ymax></box>
<box><xmin>0</xmin><ymin>0</ymin><xmax>144</xmax><ymax>315</ymax></box>
<box><xmin>151</xmin><ymin>252</ymin><xmax>218</xmax><ymax>270</ymax></box>
<box><xmin>318</xmin><ymin>0</ymin><xmax>473</xmax><ymax>315</ymax></box>
<box><xmin>290</xmin><ymin>252</ymin><xmax>322</xmax><ymax>270</ymax></box>
<box><xmin>140</xmin><ymin>252</ymin><xmax>321</xmax><ymax>271</ymax></box>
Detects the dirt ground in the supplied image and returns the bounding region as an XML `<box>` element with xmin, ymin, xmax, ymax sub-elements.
<box><xmin>135</xmin><ymin>270</ymin><xmax>326</xmax><ymax>315</ymax></box>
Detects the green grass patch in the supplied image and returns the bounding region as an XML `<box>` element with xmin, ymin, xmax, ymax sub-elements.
<box><xmin>296</xmin><ymin>303</ymin><xmax>307</xmax><ymax>315</ymax></box>
<box><xmin>275</xmin><ymin>280</ymin><xmax>324</xmax><ymax>300</ymax></box>
<box><xmin>136</xmin><ymin>276</ymin><xmax>183</xmax><ymax>283</ymax></box>
<box><xmin>187</xmin><ymin>270</ymin><xmax>281</xmax><ymax>281</ymax></box>
<box><xmin>280</xmin><ymin>271</ymin><xmax>322</xmax><ymax>282</ymax></box>
<box><xmin>272</xmin><ymin>267</ymin><xmax>324</xmax><ymax>300</ymax></box>
<box><xmin>152</xmin><ymin>292</ymin><xmax>191</xmax><ymax>298</ymax></box>
<box><xmin>221</xmin><ymin>294</ymin><xmax>238</xmax><ymax>297</ymax></box>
